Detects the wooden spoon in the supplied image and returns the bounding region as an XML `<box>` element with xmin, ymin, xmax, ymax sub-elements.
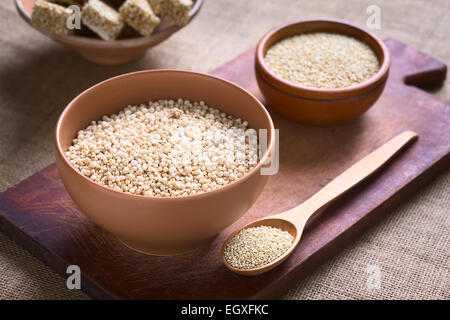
<box><xmin>221</xmin><ymin>130</ymin><xmax>418</xmax><ymax>276</ymax></box>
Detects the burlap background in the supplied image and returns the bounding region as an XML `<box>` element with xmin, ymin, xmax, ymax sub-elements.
<box><xmin>0</xmin><ymin>0</ymin><xmax>448</xmax><ymax>299</ymax></box>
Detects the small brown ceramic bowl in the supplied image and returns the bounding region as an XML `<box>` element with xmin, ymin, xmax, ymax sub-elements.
<box><xmin>55</xmin><ymin>70</ymin><xmax>275</xmax><ymax>256</ymax></box>
<box><xmin>16</xmin><ymin>0</ymin><xmax>202</xmax><ymax>65</ymax></box>
<box><xmin>255</xmin><ymin>19</ymin><xmax>390</xmax><ymax>126</ymax></box>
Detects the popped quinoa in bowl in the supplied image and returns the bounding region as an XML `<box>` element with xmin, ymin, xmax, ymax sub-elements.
<box><xmin>65</xmin><ymin>98</ymin><xmax>259</xmax><ymax>197</ymax></box>
<box><xmin>55</xmin><ymin>70</ymin><xmax>275</xmax><ymax>255</ymax></box>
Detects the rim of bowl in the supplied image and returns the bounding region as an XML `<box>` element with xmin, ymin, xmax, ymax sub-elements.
<box><xmin>55</xmin><ymin>69</ymin><xmax>275</xmax><ymax>201</ymax></box>
<box><xmin>15</xmin><ymin>0</ymin><xmax>203</xmax><ymax>48</ymax></box>
<box><xmin>255</xmin><ymin>18</ymin><xmax>391</xmax><ymax>98</ymax></box>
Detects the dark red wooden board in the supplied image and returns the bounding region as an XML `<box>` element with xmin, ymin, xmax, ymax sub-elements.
<box><xmin>0</xmin><ymin>39</ymin><xmax>449</xmax><ymax>299</ymax></box>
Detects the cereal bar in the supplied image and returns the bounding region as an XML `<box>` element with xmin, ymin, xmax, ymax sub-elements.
<box><xmin>149</xmin><ymin>0</ymin><xmax>193</xmax><ymax>26</ymax></box>
<box><xmin>148</xmin><ymin>0</ymin><xmax>162</xmax><ymax>14</ymax></box>
<box><xmin>81</xmin><ymin>0</ymin><xmax>124</xmax><ymax>41</ymax></box>
<box><xmin>119</xmin><ymin>0</ymin><xmax>160</xmax><ymax>37</ymax></box>
<box><xmin>31</xmin><ymin>0</ymin><xmax>74</xmax><ymax>35</ymax></box>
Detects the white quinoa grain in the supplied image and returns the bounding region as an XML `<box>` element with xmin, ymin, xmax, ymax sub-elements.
<box><xmin>264</xmin><ymin>32</ymin><xmax>380</xmax><ymax>89</ymax></box>
<box><xmin>224</xmin><ymin>226</ymin><xmax>294</xmax><ymax>269</ymax></box>
<box><xmin>66</xmin><ymin>99</ymin><xmax>258</xmax><ymax>197</ymax></box>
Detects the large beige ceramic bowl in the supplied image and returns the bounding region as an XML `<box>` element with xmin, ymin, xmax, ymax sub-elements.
<box><xmin>16</xmin><ymin>0</ymin><xmax>203</xmax><ymax>65</ymax></box>
<box><xmin>55</xmin><ymin>70</ymin><xmax>275</xmax><ymax>255</ymax></box>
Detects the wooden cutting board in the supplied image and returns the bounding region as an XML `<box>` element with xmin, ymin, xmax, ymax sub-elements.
<box><xmin>0</xmin><ymin>39</ymin><xmax>448</xmax><ymax>299</ymax></box>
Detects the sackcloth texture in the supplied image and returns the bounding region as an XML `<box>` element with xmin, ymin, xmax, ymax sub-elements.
<box><xmin>0</xmin><ymin>0</ymin><xmax>448</xmax><ymax>299</ymax></box>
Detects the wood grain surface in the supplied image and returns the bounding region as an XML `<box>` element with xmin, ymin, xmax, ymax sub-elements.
<box><xmin>0</xmin><ymin>39</ymin><xmax>448</xmax><ymax>299</ymax></box>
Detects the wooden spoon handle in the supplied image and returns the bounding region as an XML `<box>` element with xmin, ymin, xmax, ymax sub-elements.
<box><xmin>295</xmin><ymin>131</ymin><xmax>418</xmax><ymax>221</ymax></box>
